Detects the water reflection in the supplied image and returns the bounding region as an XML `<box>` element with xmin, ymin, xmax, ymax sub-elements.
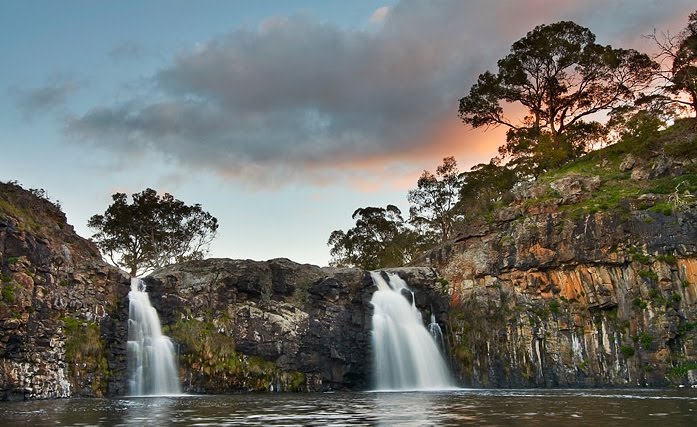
<box><xmin>118</xmin><ymin>397</ymin><xmax>177</xmax><ymax>426</ymax></box>
<box><xmin>0</xmin><ymin>389</ymin><xmax>696</xmax><ymax>426</ymax></box>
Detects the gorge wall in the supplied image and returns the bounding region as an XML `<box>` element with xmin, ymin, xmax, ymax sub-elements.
<box><xmin>0</xmin><ymin>182</ymin><xmax>130</xmax><ymax>400</ymax></box>
<box><xmin>144</xmin><ymin>260</ymin><xmax>447</xmax><ymax>393</ymax></box>
<box><xmin>4</xmin><ymin>174</ymin><xmax>697</xmax><ymax>399</ymax></box>
<box><xmin>425</xmin><ymin>185</ymin><xmax>697</xmax><ymax>387</ymax></box>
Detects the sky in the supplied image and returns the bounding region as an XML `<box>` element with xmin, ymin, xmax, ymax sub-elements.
<box><xmin>1</xmin><ymin>0</ymin><xmax>695</xmax><ymax>267</ymax></box>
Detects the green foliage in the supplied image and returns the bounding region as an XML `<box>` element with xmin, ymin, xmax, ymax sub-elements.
<box><xmin>667</xmin><ymin>362</ymin><xmax>697</xmax><ymax>381</ymax></box>
<box><xmin>615</xmin><ymin>110</ymin><xmax>664</xmax><ymax>157</ymax></box>
<box><xmin>1</xmin><ymin>282</ymin><xmax>16</xmax><ymax>304</ymax></box>
<box><xmin>632</xmin><ymin>296</ymin><xmax>648</xmax><ymax>309</ymax></box>
<box><xmin>656</xmin><ymin>254</ymin><xmax>678</xmax><ymax>265</ymax></box>
<box><xmin>436</xmin><ymin>278</ymin><xmax>450</xmax><ymax>293</ymax></box>
<box><xmin>88</xmin><ymin>188</ymin><xmax>218</xmax><ymax>276</ymax></box>
<box><xmin>548</xmin><ymin>300</ymin><xmax>561</xmax><ymax>314</ymax></box>
<box><xmin>456</xmin><ymin>160</ymin><xmax>517</xmax><ymax>223</ymax></box>
<box><xmin>637</xmin><ymin>332</ymin><xmax>653</xmax><ymax>350</ymax></box>
<box><xmin>630</xmin><ymin>249</ymin><xmax>651</xmax><ymax>264</ymax></box>
<box><xmin>62</xmin><ymin>316</ymin><xmax>109</xmax><ymax>396</ymax></box>
<box><xmin>639</xmin><ymin>270</ymin><xmax>659</xmax><ymax>281</ymax></box>
<box><xmin>328</xmin><ymin>205</ymin><xmax>429</xmax><ymax>269</ymax></box>
<box><xmin>678</xmin><ymin>321</ymin><xmax>697</xmax><ymax>335</ymax></box>
<box><xmin>649</xmin><ymin>10</ymin><xmax>697</xmax><ymax>116</ymax></box>
<box><xmin>168</xmin><ymin>317</ymin><xmax>305</xmax><ymax>392</ymax></box>
<box><xmin>459</xmin><ymin>21</ymin><xmax>656</xmax><ymax>176</ymax></box>
<box><xmin>620</xmin><ymin>345</ymin><xmax>635</xmax><ymax>358</ymax></box>
<box><xmin>665</xmin><ymin>134</ymin><xmax>697</xmax><ymax>158</ymax></box>
<box><xmin>408</xmin><ymin>157</ymin><xmax>464</xmax><ymax>242</ymax></box>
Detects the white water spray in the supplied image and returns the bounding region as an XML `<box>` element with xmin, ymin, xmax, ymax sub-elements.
<box><xmin>127</xmin><ymin>278</ymin><xmax>181</xmax><ymax>396</ymax></box>
<box><xmin>370</xmin><ymin>272</ymin><xmax>454</xmax><ymax>391</ymax></box>
<box><xmin>428</xmin><ymin>313</ymin><xmax>445</xmax><ymax>353</ymax></box>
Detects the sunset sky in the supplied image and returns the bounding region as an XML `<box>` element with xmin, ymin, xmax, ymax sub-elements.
<box><xmin>1</xmin><ymin>0</ymin><xmax>694</xmax><ymax>266</ymax></box>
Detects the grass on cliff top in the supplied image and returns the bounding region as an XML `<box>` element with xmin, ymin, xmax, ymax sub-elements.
<box><xmin>528</xmin><ymin>118</ymin><xmax>697</xmax><ymax>217</ymax></box>
<box><xmin>0</xmin><ymin>181</ymin><xmax>66</xmax><ymax>235</ymax></box>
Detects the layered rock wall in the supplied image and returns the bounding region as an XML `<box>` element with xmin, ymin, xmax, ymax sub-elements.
<box><xmin>145</xmin><ymin>260</ymin><xmax>447</xmax><ymax>392</ymax></box>
<box><xmin>427</xmin><ymin>207</ymin><xmax>697</xmax><ymax>387</ymax></box>
<box><xmin>0</xmin><ymin>183</ymin><xmax>129</xmax><ymax>400</ymax></box>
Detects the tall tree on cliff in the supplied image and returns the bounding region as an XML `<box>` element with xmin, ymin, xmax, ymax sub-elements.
<box><xmin>647</xmin><ymin>10</ymin><xmax>697</xmax><ymax>116</ymax></box>
<box><xmin>327</xmin><ymin>205</ymin><xmax>424</xmax><ymax>270</ymax></box>
<box><xmin>408</xmin><ymin>156</ymin><xmax>463</xmax><ymax>242</ymax></box>
<box><xmin>458</xmin><ymin>21</ymin><xmax>657</xmax><ymax>176</ymax></box>
<box><xmin>88</xmin><ymin>188</ymin><xmax>218</xmax><ymax>276</ymax></box>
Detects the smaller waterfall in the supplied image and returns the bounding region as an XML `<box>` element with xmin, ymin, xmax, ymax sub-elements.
<box><xmin>427</xmin><ymin>313</ymin><xmax>445</xmax><ymax>353</ymax></box>
<box><xmin>127</xmin><ymin>278</ymin><xmax>181</xmax><ymax>396</ymax></box>
<box><xmin>370</xmin><ymin>272</ymin><xmax>454</xmax><ymax>391</ymax></box>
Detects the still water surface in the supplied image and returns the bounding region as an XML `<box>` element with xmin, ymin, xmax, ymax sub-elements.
<box><xmin>1</xmin><ymin>389</ymin><xmax>696</xmax><ymax>426</ymax></box>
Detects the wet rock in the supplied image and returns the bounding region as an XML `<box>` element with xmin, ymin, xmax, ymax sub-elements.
<box><xmin>419</xmin><ymin>205</ymin><xmax>697</xmax><ymax>388</ymax></box>
<box><xmin>146</xmin><ymin>261</ymin><xmax>446</xmax><ymax>392</ymax></box>
<box><xmin>1</xmin><ymin>182</ymin><xmax>130</xmax><ymax>400</ymax></box>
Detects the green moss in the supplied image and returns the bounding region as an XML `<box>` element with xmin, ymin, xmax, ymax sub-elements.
<box><xmin>656</xmin><ymin>254</ymin><xmax>677</xmax><ymax>265</ymax></box>
<box><xmin>665</xmin><ymin>134</ymin><xmax>697</xmax><ymax>158</ymax></box>
<box><xmin>632</xmin><ymin>296</ymin><xmax>648</xmax><ymax>310</ymax></box>
<box><xmin>667</xmin><ymin>362</ymin><xmax>697</xmax><ymax>382</ymax></box>
<box><xmin>436</xmin><ymin>278</ymin><xmax>450</xmax><ymax>293</ymax></box>
<box><xmin>549</xmin><ymin>299</ymin><xmax>560</xmax><ymax>314</ymax></box>
<box><xmin>168</xmin><ymin>316</ymin><xmax>306</xmax><ymax>392</ymax></box>
<box><xmin>62</xmin><ymin>316</ymin><xmax>109</xmax><ymax>396</ymax></box>
<box><xmin>639</xmin><ymin>270</ymin><xmax>658</xmax><ymax>282</ymax></box>
<box><xmin>678</xmin><ymin>322</ymin><xmax>697</xmax><ymax>335</ymax></box>
<box><xmin>637</xmin><ymin>332</ymin><xmax>653</xmax><ymax>350</ymax></box>
<box><xmin>620</xmin><ymin>345</ymin><xmax>635</xmax><ymax>358</ymax></box>
<box><xmin>1</xmin><ymin>283</ymin><xmax>16</xmax><ymax>304</ymax></box>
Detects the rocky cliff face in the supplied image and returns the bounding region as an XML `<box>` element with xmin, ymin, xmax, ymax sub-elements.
<box><xmin>145</xmin><ymin>260</ymin><xmax>447</xmax><ymax>392</ymax></box>
<box><xmin>0</xmin><ymin>182</ymin><xmax>129</xmax><ymax>400</ymax></box>
<box><xmin>425</xmin><ymin>177</ymin><xmax>697</xmax><ymax>387</ymax></box>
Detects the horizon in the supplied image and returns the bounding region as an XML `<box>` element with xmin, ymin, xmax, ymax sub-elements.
<box><xmin>1</xmin><ymin>0</ymin><xmax>694</xmax><ymax>266</ymax></box>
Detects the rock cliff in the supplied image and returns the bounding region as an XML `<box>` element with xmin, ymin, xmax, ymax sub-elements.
<box><xmin>425</xmin><ymin>173</ymin><xmax>697</xmax><ymax>387</ymax></box>
<box><xmin>0</xmin><ymin>182</ymin><xmax>130</xmax><ymax>400</ymax></box>
<box><xmin>145</xmin><ymin>260</ymin><xmax>447</xmax><ymax>392</ymax></box>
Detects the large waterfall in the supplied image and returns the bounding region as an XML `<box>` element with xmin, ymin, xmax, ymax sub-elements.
<box><xmin>127</xmin><ymin>278</ymin><xmax>181</xmax><ymax>396</ymax></box>
<box><xmin>370</xmin><ymin>272</ymin><xmax>454</xmax><ymax>391</ymax></box>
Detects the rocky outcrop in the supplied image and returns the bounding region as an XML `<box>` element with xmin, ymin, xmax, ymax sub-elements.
<box><xmin>0</xmin><ymin>182</ymin><xmax>129</xmax><ymax>400</ymax></box>
<box><xmin>145</xmin><ymin>260</ymin><xmax>447</xmax><ymax>392</ymax></box>
<box><xmin>424</xmin><ymin>202</ymin><xmax>697</xmax><ymax>387</ymax></box>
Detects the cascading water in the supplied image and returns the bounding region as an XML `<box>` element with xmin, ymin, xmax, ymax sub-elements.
<box><xmin>127</xmin><ymin>278</ymin><xmax>181</xmax><ymax>396</ymax></box>
<box><xmin>370</xmin><ymin>272</ymin><xmax>454</xmax><ymax>391</ymax></box>
<box><xmin>427</xmin><ymin>313</ymin><xmax>445</xmax><ymax>353</ymax></box>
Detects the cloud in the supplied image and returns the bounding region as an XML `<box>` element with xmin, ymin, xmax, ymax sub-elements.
<box><xmin>369</xmin><ymin>6</ymin><xmax>391</xmax><ymax>24</ymax></box>
<box><xmin>109</xmin><ymin>40</ymin><xmax>145</xmax><ymax>61</ymax></box>
<box><xmin>11</xmin><ymin>78</ymin><xmax>80</xmax><ymax>118</ymax></box>
<box><xmin>66</xmin><ymin>0</ymin><xmax>696</xmax><ymax>187</ymax></box>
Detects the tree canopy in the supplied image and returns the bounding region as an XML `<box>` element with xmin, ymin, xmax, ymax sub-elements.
<box><xmin>648</xmin><ymin>10</ymin><xmax>697</xmax><ymax>116</ymax></box>
<box><xmin>459</xmin><ymin>21</ymin><xmax>657</xmax><ymax>174</ymax></box>
<box><xmin>327</xmin><ymin>205</ymin><xmax>425</xmax><ymax>270</ymax></box>
<box><xmin>88</xmin><ymin>188</ymin><xmax>218</xmax><ymax>276</ymax></box>
<box><xmin>408</xmin><ymin>156</ymin><xmax>463</xmax><ymax>242</ymax></box>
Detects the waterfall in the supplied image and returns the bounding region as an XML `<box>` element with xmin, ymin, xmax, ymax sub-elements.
<box><xmin>127</xmin><ymin>278</ymin><xmax>181</xmax><ymax>396</ymax></box>
<box><xmin>427</xmin><ymin>313</ymin><xmax>445</xmax><ymax>353</ymax></box>
<box><xmin>370</xmin><ymin>272</ymin><xmax>454</xmax><ymax>391</ymax></box>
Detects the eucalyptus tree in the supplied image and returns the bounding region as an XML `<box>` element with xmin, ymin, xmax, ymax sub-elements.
<box><xmin>459</xmin><ymin>21</ymin><xmax>657</xmax><ymax>175</ymax></box>
<box><xmin>408</xmin><ymin>156</ymin><xmax>463</xmax><ymax>243</ymax></box>
<box><xmin>88</xmin><ymin>188</ymin><xmax>218</xmax><ymax>276</ymax></box>
<box><xmin>647</xmin><ymin>10</ymin><xmax>697</xmax><ymax>116</ymax></box>
<box><xmin>327</xmin><ymin>205</ymin><xmax>424</xmax><ymax>270</ymax></box>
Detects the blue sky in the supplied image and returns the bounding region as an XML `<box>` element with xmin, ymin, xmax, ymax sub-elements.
<box><xmin>1</xmin><ymin>0</ymin><xmax>694</xmax><ymax>266</ymax></box>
